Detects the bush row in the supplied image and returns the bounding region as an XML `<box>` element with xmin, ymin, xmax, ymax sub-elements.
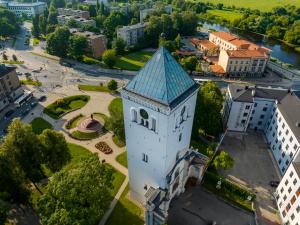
<box><xmin>65</xmin><ymin>114</ymin><xmax>83</xmax><ymax>130</ymax></box>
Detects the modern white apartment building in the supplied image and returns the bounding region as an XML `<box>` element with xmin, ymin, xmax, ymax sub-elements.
<box><xmin>223</xmin><ymin>84</ymin><xmax>300</xmax><ymax>175</ymax></box>
<box><xmin>0</xmin><ymin>1</ymin><xmax>46</xmax><ymax>17</ymax></box>
<box><xmin>117</xmin><ymin>23</ymin><xmax>148</xmax><ymax>46</ymax></box>
<box><xmin>275</xmin><ymin>154</ymin><xmax>300</xmax><ymax>225</ymax></box>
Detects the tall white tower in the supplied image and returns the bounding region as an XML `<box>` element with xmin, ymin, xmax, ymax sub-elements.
<box><xmin>121</xmin><ymin>47</ymin><xmax>200</xmax><ymax>204</ymax></box>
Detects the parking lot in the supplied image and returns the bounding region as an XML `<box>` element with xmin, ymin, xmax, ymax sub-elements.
<box><xmin>168</xmin><ymin>186</ymin><xmax>255</xmax><ymax>225</ymax></box>
<box><xmin>219</xmin><ymin>131</ymin><xmax>281</xmax><ymax>225</ymax></box>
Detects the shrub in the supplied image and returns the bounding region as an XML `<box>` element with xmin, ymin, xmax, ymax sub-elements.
<box><xmin>55</xmin><ymin>98</ymin><xmax>65</xmax><ymax>107</ymax></box>
<box><xmin>83</xmin><ymin>56</ymin><xmax>99</xmax><ymax>65</ymax></box>
<box><xmin>65</xmin><ymin>114</ymin><xmax>83</xmax><ymax>129</ymax></box>
<box><xmin>107</xmin><ymin>79</ymin><xmax>118</xmax><ymax>91</ymax></box>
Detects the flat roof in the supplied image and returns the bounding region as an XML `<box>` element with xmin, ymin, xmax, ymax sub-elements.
<box><xmin>0</xmin><ymin>64</ymin><xmax>16</xmax><ymax>78</ymax></box>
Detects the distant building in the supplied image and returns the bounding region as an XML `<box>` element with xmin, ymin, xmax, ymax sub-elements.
<box><xmin>117</xmin><ymin>23</ymin><xmax>148</xmax><ymax>46</ymax></box>
<box><xmin>0</xmin><ymin>1</ymin><xmax>46</xmax><ymax>17</ymax></box>
<box><xmin>84</xmin><ymin>0</ymin><xmax>107</xmax><ymax>5</ymax></box>
<box><xmin>192</xmin><ymin>32</ymin><xmax>270</xmax><ymax>77</ymax></box>
<box><xmin>70</xmin><ymin>29</ymin><xmax>107</xmax><ymax>58</ymax></box>
<box><xmin>58</xmin><ymin>8</ymin><xmax>90</xmax><ymax>19</ymax></box>
<box><xmin>57</xmin><ymin>15</ymin><xmax>96</xmax><ymax>28</ymax></box>
<box><xmin>139</xmin><ymin>5</ymin><xmax>172</xmax><ymax>22</ymax></box>
<box><xmin>223</xmin><ymin>84</ymin><xmax>300</xmax><ymax>175</ymax></box>
<box><xmin>109</xmin><ymin>5</ymin><xmax>130</xmax><ymax>14</ymax></box>
<box><xmin>0</xmin><ymin>65</ymin><xmax>23</xmax><ymax>111</ymax></box>
<box><xmin>275</xmin><ymin>156</ymin><xmax>300</xmax><ymax>225</ymax></box>
<box><xmin>190</xmin><ymin>38</ymin><xmax>217</xmax><ymax>56</ymax></box>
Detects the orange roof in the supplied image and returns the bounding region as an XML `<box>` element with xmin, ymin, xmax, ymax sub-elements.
<box><xmin>211</xmin><ymin>31</ymin><xmax>237</xmax><ymax>42</ymax></box>
<box><xmin>226</xmin><ymin>49</ymin><xmax>268</xmax><ymax>58</ymax></box>
<box><xmin>230</xmin><ymin>39</ymin><xmax>258</xmax><ymax>50</ymax></box>
<box><xmin>190</xmin><ymin>38</ymin><xmax>201</xmax><ymax>45</ymax></box>
<box><xmin>210</xmin><ymin>64</ymin><xmax>225</xmax><ymax>74</ymax></box>
<box><xmin>198</xmin><ymin>40</ymin><xmax>217</xmax><ymax>50</ymax></box>
<box><xmin>176</xmin><ymin>50</ymin><xmax>194</xmax><ymax>56</ymax></box>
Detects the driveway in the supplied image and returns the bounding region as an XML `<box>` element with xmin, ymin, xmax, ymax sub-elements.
<box><xmin>219</xmin><ymin>131</ymin><xmax>281</xmax><ymax>225</ymax></box>
<box><xmin>168</xmin><ymin>186</ymin><xmax>255</xmax><ymax>225</ymax></box>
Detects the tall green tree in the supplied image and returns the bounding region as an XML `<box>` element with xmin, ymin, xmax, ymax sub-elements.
<box><xmin>32</xmin><ymin>15</ymin><xmax>40</xmax><ymax>37</ymax></box>
<box><xmin>107</xmin><ymin>98</ymin><xmax>125</xmax><ymax>142</ymax></box>
<box><xmin>46</xmin><ymin>27</ymin><xmax>71</xmax><ymax>57</ymax></box>
<box><xmin>213</xmin><ymin>151</ymin><xmax>234</xmax><ymax>170</ymax></box>
<box><xmin>39</xmin><ymin>129</ymin><xmax>71</xmax><ymax>173</ymax></box>
<box><xmin>102</xmin><ymin>49</ymin><xmax>117</xmax><ymax>68</ymax></box>
<box><xmin>284</xmin><ymin>20</ymin><xmax>300</xmax><ymax>45</ymax></box>
<box><xmin>112</xmin><ymin>38</ymin><xmax>126</xmax><ymax>55</ymax></box>
<box><xmin>88</xmin><ymin>5</ymin><xmax>97</xmax><ymax>17</ymax></box>
<box><xmin>193</xmin><ymin>81</ymin><xmax>223</xmax><ymax>137</ymax></box>
<box><xmin>107</xmin><ymin>79</ymin><xmax>118</xmax><ymax>91</ymax></box>
<box><xmin>0</xmin><ymin>8</ymin><xmax>19</xmax><ymax>37</ymax></box>
<box><xmin>1</xmin><ymin>119</ymin><xmax>43</xmax><ymax>182</ymax></box>
<box><xmin>39</xmin><ymin>14</ymin><xmax>47</xmax><ymax>35</ymax></box>
<box><xmin>38</xmin><ymin>155</ymin><xmax>114</xmax><ymax>225</ymax></box>
<box><xmin>103</xmin><ymin>11</ymin><xmax>127</xmax><ymax>38</ymax></box>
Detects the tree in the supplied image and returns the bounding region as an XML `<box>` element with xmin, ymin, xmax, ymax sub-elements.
<box><xmin>12</xmin><ymin>54</ymin><xmax>17</xmax><ymax>61</ymax></box>
<box><xmin>159</xmin><ymin>37</ymin><xmax>176</xmax><ymax>52</ymax></box>
<box><xmin>39</xmin><ymin>129</ymin><xmax>71</xmax><ymax>173</ymax></box>
<box><xmin>67</xmin><ymin>18</ymin><xmax>79</xmax><ymax>28</ymax></box>
<box><xmin>213</xmin><ymin>151</ymin><xmax>234</xmax><ymax>170</ymax></box>
<box><xmin>112</xmin><ymin>38</ymin><xmax>126</xmax><ymax>55</ymax></box>
<box><xmin>0</xmin><ymin>153</ymin><xmax>29</xmax><ymax>203</ymax></box>
<box><xmin>107</xmin><ymin>79</ymin><xmax>118</xmax><ymax>91</ymax></box>
<box><xmin>88</xmin><ymin>5</ymin><xmax>97</xmax><ymax>17</ymax></box>
<box><xmin>103</xmin><ymin>11</ymin><xmax>127</xmax><ymax>38</ymax></box>
<box><xmin>107</xmin><ymin>98</ymin><xmax>124</xmax><ymax>142</ymax></box>
<box><xmin>1</xmin><ymin>119</ymin><xmax>43</xmax><ymax>183</ymax></box>
<box><xmin>38</xmin><ymin>155</ymin><xmax>114</xmax><ymax>225</ymax></box>
<box><xmin>216</xmin><ymin>3</ymin><xmax>224</xmax><ymax>10</ymax></box>
<box><xmin>0</xmin><ymin>202</ymin><xmax>8</xmax><ymax>225</ymax></box>
<box><xmin>32</xmin><ymin>15</ymin><xmax>40</xmax><ymax>37</ymax></box>
<box><xmin>39</xmin><ymin>14</ymin><xmax>47</xmax><ymax>35</ymax></box>
<box><xmin>175</xmin><ymin>33</ymin><xmax>182</xmax><ymax>49</ymax></box>
<box><xmin>47</xmin><ymin>10</ymin><xmax>58</xmax><ymax>25</ymax></box>
<box><xmin>68</xmin><ymin>35</ymin><xmax>88</xmax><ymax>60</ymax></box>
<box><xmin>130</xmin><ymin>18</ymin><xmax>138</xmax><ymax>25</ymax></box>
<box><xmin>46</xmin><ymin>27</ymin><xmax>71</xmax><ymax>57</ymax></box>
<box><xmin>0</xmin><ymin>8</ymin><xmax>19</xmax><ymax>37</ymax></box>
<box><xmin>102</xmin><ymin>49</ymin><xmax>117</xmax><ymax>68</ymax></box>
<box><xmin>284</xmin><ymin>20</ymin><xmax>300</xmax><ymax>45</ymax></box>
<box><xmin>50</xmin><ymin>0</ymin><xmax>65</xmax><ymax>8</ymax></box>
<box><xmin>180</xmin><ymin>56</ymin><xmax>198</xmax><ymax>73</ymax></box>
<box><xmin>193</xmin><ymin>81</ymin><xmax>223</xmax><ymax>137</ymax></box>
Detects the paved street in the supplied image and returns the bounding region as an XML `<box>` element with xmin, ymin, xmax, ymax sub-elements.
<box><xmin>219</xmin><ymin>131</ymin><xmax>281</xmax><ymax>225</ymax></box>
<box><xmin>168</xmin><ymin>186</ymin><xmax>255</xmax><ymax>225</ymax></box>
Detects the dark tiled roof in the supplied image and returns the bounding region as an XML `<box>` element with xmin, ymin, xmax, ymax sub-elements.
<box><xmin>228</xmin><ymin>84</ymin><xmax>288</xmax><ymax>103</ymax></box>
<box><xmin>0</xmin><ymin>64</ymin><xmax>16</xmax><ymax>78</ymax></box>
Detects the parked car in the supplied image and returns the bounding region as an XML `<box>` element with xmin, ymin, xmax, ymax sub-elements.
<box><xmin>24</xmin><ymin>72</ymin><xmax>31</xmax><ymax>76</ymax></box>
<box><xmin>4</xmin><ymin>109</ymin><xmax>15</xmax><ymax>118</ymax></box>
<box><xmin>269</xmin><ymin>181</ymin><xmax>280</xmax><ymax>188</ymax></box>
<box><xmin>31</xmin><ymin>101</ymin><xmax>38</xmax><ymax>108</ymax></box>
<box><xmin>16</xmin><ymin>71</ymin><xmax>23</xmax><ymax>75</ymax></box>
<box><xmin>32</xmin><ymin>69</ymin><xmax>40</xmax><ymax>73</ymax></box>
<box><xmin>38</xmin><ymin>95</ymin><xmax>47</xmax><ymax>102</ymax></box>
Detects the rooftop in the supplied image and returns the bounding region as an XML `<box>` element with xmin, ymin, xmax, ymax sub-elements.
<box><xmin>6</xmin><ymin>1</ymin><xmax>46</xmax><ymax>6</ymax></box>
<box><xmin>197</xmin><ymin>40</ymin><xmax>217</xmax><ymax>50</ymax></box>
<box><xmin>69</xmin><ymin>28</ymin><xmax>105</xmax><ymax>39</ymax></box>
<box><xmin>0</xmin><ymin>64</ymin><xmax>16</xmax><ymax>78</ymax></box>
<box><xmin>226</xmin><ymin>49</ymin><xmax>269</xmax><ymax>58</ymax></box>
<box><xmin>117</xmin><ymin>22</ymin><xmax>148</xmax><ymax>32</ymax></box>
<box><xmin>124</xmin><ymin>47</ymin><xmax>198</xmax><ymax>107</ymax></box>
<box><xmin>211</xmin><ymin>31</ymin><xmax>237</xmax><ymax>42</ymax></box>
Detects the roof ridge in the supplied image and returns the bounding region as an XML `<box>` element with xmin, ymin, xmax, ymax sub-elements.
<box><xmin>161</xmin><ymin>47</ymin><xmax>169</xmax><ymax>103</ymax></box>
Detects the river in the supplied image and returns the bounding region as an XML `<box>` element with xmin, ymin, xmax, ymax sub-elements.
<box><xmin>201</xmin><ymin>22</ymin><xmax>300</xmax><ymax>69</ymax></box>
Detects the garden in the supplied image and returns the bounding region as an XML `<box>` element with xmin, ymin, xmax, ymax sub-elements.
<box><xmin>44</xmin><ymin>95</ymin><xmax>90</xmax><ymax>119</ymax></box>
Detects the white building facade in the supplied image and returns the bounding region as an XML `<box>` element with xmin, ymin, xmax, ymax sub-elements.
<box><xmin>224</xmin><ymin>84</ymin><xmax>300</xmax><ymax>175</ymax></box>
<box><xmin>0</xmin><ymin>1</ymin><xmax>46</xmax><ymax>17</ymax></box>
<box><xmin>117</xmin><ymin>23</ymin><xmax>148</xmax><ymax>46</ymax></box>
<box><xmin>121</xmin><ymin>47</ymin><xmax>208</xmax><ymax>225</ymax></box>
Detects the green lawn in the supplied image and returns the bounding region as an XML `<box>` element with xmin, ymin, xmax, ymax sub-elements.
<box><xmin>112</xmin><ymin>135</ymin><xmax>126</xmax><ymax>148</ymax></box>
<box><xmin>66</xmin><ymin>114</ymin><xmax>84</xmax><ymax>129</ymax></box>
<box><xmin>0</xmin><ymin>60</ymin><xmax>24</xmax><ymax>64</ymax></box>
<box><xmin>106</xmin><ymin>185</ymin><xmax>144</xmax><ymax>225</ymax></box>
<box><xmin>193</xmin><ymin>0</ymin><xmax>300</xmax><ymax>11</ymax></box>
<box><xmin>44</xmin><ymin>95</ymin><xmax>90</xmax><ymax>119</ymax></box>
<box><xmin>71</xmin><ymin>130</ymin><xmax>99</xmax><ymax>140</ymax></box>
<box><xmin>116</xmin><ymin>151</ymin><xmax>128</xmax><ymax>168</ymax></box>
<box><xmin>207</xmin><ymin>9</ymin><xmax>243</xmax><ymax>22</ymax></box>
<box><xmin>114</xmin><ymin>51</ymin><xmax>154</xmax><ymax>71</ymax></box>
<box><xmin>20</xmin><ymin>79</ymin><xmax>42</xmax><ymax>86</ymax></box>
<box><xmin>78</xmin><ymin>84</ymin><xmax>110</xmax><ymax>92</ymax></box>
<box><xmin>30</xmin><ymin>117</ymin><xmax>53</xmax><ymax>134</ymax></box>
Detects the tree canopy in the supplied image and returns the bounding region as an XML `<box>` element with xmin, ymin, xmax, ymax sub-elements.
<box><xmin>107</xmin><ymin>98</ymin><xmax>125</xmax><ymax>142</ymax></box>
<box><xmin>213</xmin><ymin>151</ymin><xmax>234</xmax><ymax>170</ymax></box>
<box><xmin>46</xmin><ymin>27</ymin><xmax>71</xmax><ymax>57</ymax></box>
<box><xmin>0</xmin><ymin>8</ymin><xmax>19</xmax><ymax>37</ymax></box>
<box><xmin>193</xmin><ymin>81</ymin><xmax>223</xmax><ymax>138</ymax></box>
<box><xmin>68</xmin><ymin>35</ymin><xmax>88</xmax><ymax>60</ymax></box>
<box><xmin>38</xmin><ymin>155</ymin><xmax>113</xmax><ymax>225</ymax></box>
<box><xmin>102</xmin><ymin>49</ymin><xmax>117</xmax><ymax>68</ymax></box>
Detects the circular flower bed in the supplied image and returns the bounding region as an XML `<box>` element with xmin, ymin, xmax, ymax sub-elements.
<box><xmin>95</xmin><ymin>142</ymin><xmax>113</xmax><ymax>154</ymax></box>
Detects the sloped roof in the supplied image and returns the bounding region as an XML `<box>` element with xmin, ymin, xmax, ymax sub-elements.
<box><xmin>125</xmin><ymin>47</ymin><xmax>198</xmax><ymax>106</ymax></box>
<box><xmin>0</xmin><ymin>64</ymin><xmax>16</xmax><ymax>78</ymax></box>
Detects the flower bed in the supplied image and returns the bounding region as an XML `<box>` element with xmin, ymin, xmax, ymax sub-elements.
<box><xmin>95</xmin><ymin>141</ymin><xmax>113</xmax><ymax>154</ymax></box>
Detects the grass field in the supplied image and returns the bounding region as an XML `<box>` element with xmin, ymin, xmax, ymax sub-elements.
<box><xmin>115</xmin><ymin>51</ymin><xmax>154</xmax><ymax>71</ymax></box>
<box><xmin>20</xmin><ymin>79</ymin><xmax>42</xmax><ymax>86</ymax></box>
<box><xmin>106</xmin><ymin>185</ymin><xmax>144</xmax><ymax>225</ymax></box>
<box><xmin>44</xmin><ymin>95</ymin><xmax>90</xmax><ymax>119</ymax></box>
<box><xmin>31</xmin><ymin>117</ymin><xmax>53</xmax><ymax>134</ymax></box>
<box><xmin>71</xmin><ymin>130</ymin><xmax>99</xmax><ymax>140</ymax></box>
<box><xmin>116</xmin><ymin>151</ymin><xmax>128</xmax><ymax>168</ymax></box>
<box><xmin>207</xmin><ymin>9</ymin><xmax>243</xmax><ymax>22</ymax></box>
<box><xmin>78</xmin><ymin>84</ymin><xmax>110</xmax><ymax>92</ymax></box>
<box><xmin>194</xmin><ymin>0</ymin><xmax>300</xmax><ymax>11</ymax></box>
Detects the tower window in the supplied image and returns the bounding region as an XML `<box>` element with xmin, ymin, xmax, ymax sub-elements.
<box><xmin>140</xmin><ymin>109</ymin><xmax>149</xmax><ymax>119</ymax></box>
<box><xmin>151</xmin><ymin>118</ymin><xmax>156</xmax><ymax>132</ymax></box>
<box><xmin>142</xmin><ymin>153</ymin><xmax>148</xmax><ymax>163</ymax></box>
<box><xmin>131</xmin><ymin>109</ymin><xmax>137</xmax><ymax>122</ymax></box>
<box><xmin>179</xmin><ymin>133</ymin><xmax>182</xmax><ymax>142</ymax></box>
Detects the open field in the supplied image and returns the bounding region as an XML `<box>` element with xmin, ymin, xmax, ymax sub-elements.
<box><xmin>115</xmin><ymin>51</ymin><xmax>154</xmax><ymax>71</ymax></box>
<box><xmin>206</xmin><ymin>9</ymin><xmax>243</xmax><ymax>22</ymax></box>
<box><xmin>195</xmin><ymin>0</ymin><xmax>300</xmax><ymax>11</ymax></box>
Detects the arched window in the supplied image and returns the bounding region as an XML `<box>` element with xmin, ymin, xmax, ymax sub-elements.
<box><xmin>145</xmin><ymin>120</ymin><xmax>149</xmax><ymax>128</ymax></box>
<box><xmin>131</xmin><ymin>108</ymin><xmax>137</xmax><ymax>122</ymax></box>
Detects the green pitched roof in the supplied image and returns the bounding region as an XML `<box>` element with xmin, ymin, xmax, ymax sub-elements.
<box><xmin>125</xmin><ymin>47</ymin><xmax>197</xmax><ymax>106</ymax></box>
